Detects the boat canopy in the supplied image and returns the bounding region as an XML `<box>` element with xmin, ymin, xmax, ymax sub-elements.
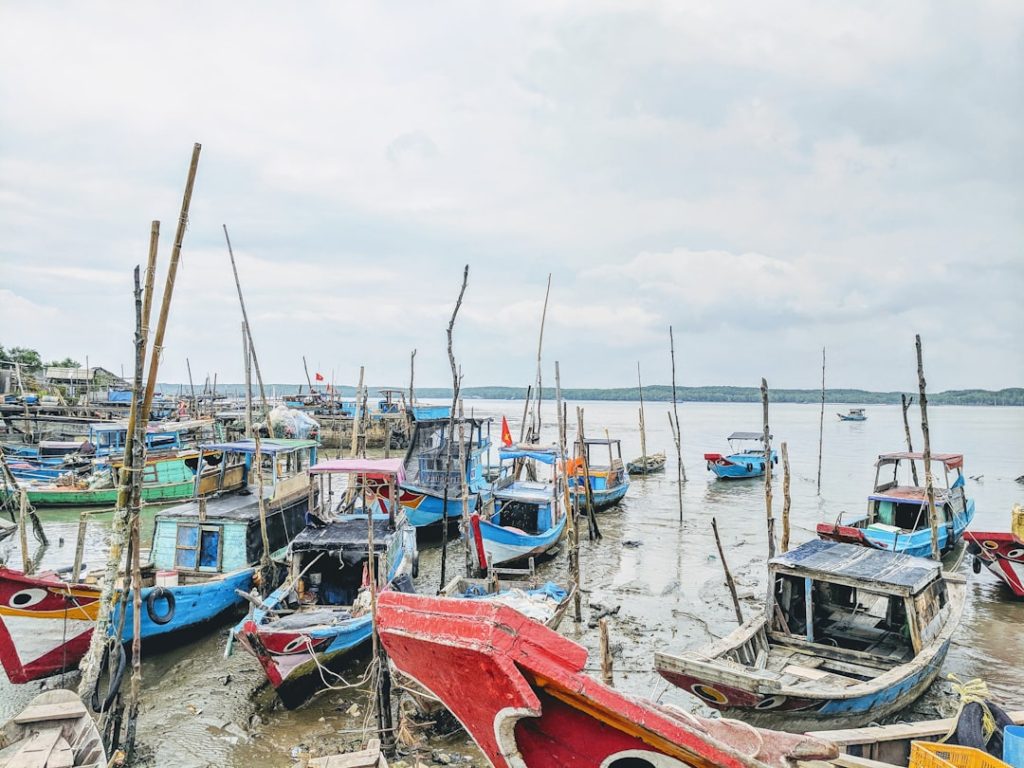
<box><xmin>291</xmin><ymin>516</ymin><xmax>393</xmax><ymax>564</ymax></box>
<box><xmin>581</xmin><ymin>438</ymin><xmax>620</xmax><ymax>446</ymax></box>
<box><xmin>499</xmin><ymin>447</ymin><xmax>559</xmax><ymax>465</ymax></box>
<box><xmin>770</xmin><ymin>539</ymin><xmax>940</xmax><ymax>597</ymax></box>
<box><xmin>877</xmin><ymin>452</ymin><xmax>963</xmax><ymax>470</ymax></box>
<box><xmin>310</xmin><ymin>458</ymin><xmax>404</xmax><ymax>481</ymax></box>
<box><xmin>200</xmin><ymin>438</ymin><xmax>319</xmax><ymax>454</ymax></box>
<box><xmin>728</xmin><ymin>431</ymin><xmax>770</xmax><ymax>441</ymax></box>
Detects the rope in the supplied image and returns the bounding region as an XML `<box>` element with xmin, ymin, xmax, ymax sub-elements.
<box><xmin>939</xmin><ymin>675</ymin><xmax>996</xmax><ymax>744</ymax></box>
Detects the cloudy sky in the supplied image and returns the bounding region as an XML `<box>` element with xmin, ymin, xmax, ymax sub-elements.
<box><xmin>1</xmin><ymin>2</ymin><xmax>1021</xmax><ymax>391</ymax></box>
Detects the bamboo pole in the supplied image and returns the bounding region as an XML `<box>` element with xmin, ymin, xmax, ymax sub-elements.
<box><xmin>18</xmin><ymin>490</ymin><xmax>30</xmax><ymax>576</ymax></box>
<box><xmin>533</xmin><ymin>274</ymin><xmax>552</xmax><ymax>439</ymax></box>
<box><xmin>637</xmin><ymin>362</ymin><xmax>648</xmax><ymax>470</ymax></box>
<box><xmin>575</xmin><ymin>407</ymin><xmax>601</xmax><ymax>541</ymax></box>
<box><xmin>711</xmin><ymin>517</ymin><xmax>744</xmax><ymax>625</ymax></box>
<box><xmin>349</xmin><ymin>367</ymin><xmax>365</xmax><ymax>459</ymax></box>
<box><xmin>186</xmin><ymin>357</ymin><xmax>196</xmax><ymax>418</ymax></box>
<box><xmin>302</xmin><ymin>356</ymin><xmax>313</xmax><ymax>393</ymax></box>
<box><xmin>438</xmin><ymin>266</ymin><xmax>469</xmax><ymax>592</ymax></box>
<box><xmin>761</xmin><ymin>378</ymin><xmax>775</xmax><ymax>560</ymax></box>
<box><xmin>817</xmin><ymin>347</ymin><xmax>825</xmax><ymax>494</ymax></box>
<box><xmin>599</xmin><ymin>617</ymin><xmax>613</xmax><ymax>686</ymax></box>
<box><xmin>901</xmin><ymin>394</ymin><xmax>920</xmax><ymax>486</ymax></box>
<box><xmin>915</xmin><ymin>335</ymin><xmax>941</xmax><ymax>561</ymax></box>
<box><xmin>781</xmin><ymin>442</ymin><xmax>791</xmax><ymax>553</ymax></box>
<box><xmin>82</xmin><ymin>144</ymin><xmax>198</xmax><ymax>699</ymax></box>
<box><xmin>223</xmin><ymin>224</ymin><xmax>269</xmax><ymax>418</ymax></box>
<box><xmin>458</xmin><ymin>401</ymin><xmax>473</xmax><ymax>576</ymax></box>
<box><xmin>669</xmin><ymin>326</ymin><xmax>685</xmax><ymax>522</ymax></box>
<box><xmin>555</xmin><ymin>362</ymin><xmax>581</xmax><ymax>622</ymax></box>
<box><xmin>243</xmin><ymin>323</ymin><xmax>253</xmax><ymax>438</ymax></box>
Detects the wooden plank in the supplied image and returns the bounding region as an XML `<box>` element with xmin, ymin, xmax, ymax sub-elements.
<box><xmin>46</xmin><ymin>738</ymin><xmax>74</xmax><ymax>768</ymax></box>
<box><xmin>784</xmin><ymin>664</ymin><xmax>830</xmax><ymax>680</ymax></box>
<box><xmin>808</xmin><ymin>710</ymin><xmax>1024</xmax><ymax>746</ymax></box>
<box><xmin>7</xmin><ymin>728</ymin><xmax>62</xmax><ymax>768</ymax></box>
<box><xmin>12</xmin><ymin>700</ymin><xmax>87</xmax><ymax>724</ymax></box>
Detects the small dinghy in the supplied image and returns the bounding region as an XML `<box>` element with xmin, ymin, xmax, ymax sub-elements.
<box><xmin>627</xmin><ymin>451</ymin><xmax>667</xmax><ymax>476</ymax></box>
<box><xmin>0</xmin><ymin>690</ymin><xmax>106</xmax><ymax>768</ymax></box>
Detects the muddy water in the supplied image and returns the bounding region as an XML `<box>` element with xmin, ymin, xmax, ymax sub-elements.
<box><xmin>1</xmin><ymin>402</ymin><xmax>1022</xmax><ymax>766</ymax></box>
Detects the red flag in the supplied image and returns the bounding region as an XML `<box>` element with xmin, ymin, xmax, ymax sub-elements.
<box><xmin>315</xmin><ymin>372</ymin><xmax>324</xmax><ymax>381</ymax></box>
<box><xmin>501</xmin><ymin>416</ymin><xmax>513</xmax><ymax>447</ymax></box>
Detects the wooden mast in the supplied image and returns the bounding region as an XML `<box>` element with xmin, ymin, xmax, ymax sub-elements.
<box><xmin>816</xmin><ymin>347</ymin><xmax>825</xmax><ymax>494</ymax></box>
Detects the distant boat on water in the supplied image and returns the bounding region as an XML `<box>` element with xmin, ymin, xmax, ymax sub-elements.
<box><xmin>838</xmin><ymin>408</ymin><xmax>867</xmax><ymax>421</ymax></box>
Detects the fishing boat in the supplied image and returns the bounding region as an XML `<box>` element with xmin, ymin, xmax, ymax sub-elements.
<box><xmin>0</xmin><ymin>438</ymin><xmax>317</xmax><ymax>685</ymax></box>
<box><xmin>233</xmin><ymin>457</ymin><xmax>416</xmax><ymax>708</ymax></box>
<box><xmin>568</xmin><ymin>437</ymin><xmax>629</xmax><ymax>511</ymax></box>
<box><xmin>627</xmin><ymin>451</ymin><xmax>667</xmax><ymax>475</ymax></box>
<box><xmin>965</xmin><ymin>504</ymin><xmax>1024</xmax><ymax>597</ymax></box>
<box><xmin>468</xmin><ymin>446</ymin><xmax>567</xmax><ymax>570</ymax></box>
<box><xmin>376</xmin><ymin>591</ymin><xmax>839</xmax><ymax>768</ymax></box>
<box><xmin>704</xmin><ymin>432</ymin><xmax>777</xmax><ymax>480</ymax></box>
<box><xmin>817</xmin><ymin>452</ymin><xmax>976</xmax><ymax>557</ymax></box>
<box><xmin>838</xmin><ymin>408</ymin><xmax>868</xmax><ymax>422</ymax></box>
<box><xmin>0</xmin><ymin>690</ymin><xmax>106</xmax><ymax>767</ymax></box>
<box><xmin>654</xmin><ymin>540</ymin><xmax>965</xmax><ymax>731</ymax></box>
<box><xmin>375</xmin><ymin>416</ymin><xmax>491</xmax><ymax>528</ymax></box>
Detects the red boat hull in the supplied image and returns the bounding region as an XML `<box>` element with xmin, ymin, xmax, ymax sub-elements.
<box><xmin>965</xmin><ymin>531</ymin><xmax>1024</xmax><ymax>597</ymax></box>
<box><xmin>815</xmin><ymin>523</ymin><xmax>873</xmax><ymax>548</ymax></box>
<box><xmin>377</xmin><ymin>592</ymin><xmax>837</xmax><ymax>768</ymax></box>
<box><xmin>0</xmin><ymin>567</ymin><xmax>100</xmax><ymax>684</ymax></box>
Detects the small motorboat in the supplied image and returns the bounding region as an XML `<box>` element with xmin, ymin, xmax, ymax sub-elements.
<box><xmin>654</xmin><ymin>540</ymin><xmax>965</xmax><ymax>731</ymax></box>
<box><xmin>838</xmin><ymin>408</ymin><xmax>868</xmax><ymax>421</ymax></box>
<box><xmin>627</xmin><ymin>451</ymin><xmax>667</xmax><ymax>475</ymax></box>
<box><xmin>0</xmin><ymin>690</ymin><xmax>105</xmax><ymax>767</ymax></box>
<box><xmin>567</xmin><ymin>437</ymin><xmax>629</xmax><ymax>511</ymax></box>
<box><xmin>965</xmin><ymin>504</ymin><xmax>1024</xmax><ymax>597</ymax></box>
<box><xmin>704</xmin><ymin>432</ymin><xmax>777</xmax><ymax>480</ymax></box>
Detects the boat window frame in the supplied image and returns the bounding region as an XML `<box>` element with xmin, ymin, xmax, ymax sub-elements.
<box><xmin>174</xmin><ymin>522</ymin><xmax>225</xmax><ymax>572</ymax></box>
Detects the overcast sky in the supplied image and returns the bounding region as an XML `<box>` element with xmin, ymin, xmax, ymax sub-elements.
<box><xmin>1</xmin><ymin>2</ymin><xmax>1021</xmax><ymax>392</ymax></box>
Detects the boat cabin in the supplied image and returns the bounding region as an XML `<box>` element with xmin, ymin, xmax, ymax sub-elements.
<box><xmin>769</xmin><ymin>540</ymin><xmax>948</xmax><ymax>658</ymax></box>
<box><xmin>571</xmin><ymin>437</ymin><xmax>626</xmax><ymax>491</ymax></box>
<box><xmin>489</xmin><ymin>447</ymin><xmax>561</xmax><ymax>535</ymax></box>
<box><xmin>86</xmin><ymin>418</ymin><xmax>218</xmax><ymax>457</ymax></box>
<box><xmin>726</xmin><ymin>431</ymin><xmax>772</xmax><ymax>457</ymax></box>
<box><xmin>868</xmin><ymin>452</ymin><xmax>968</xmax><ymax>532</ymax></box>
<box><xmin>403</xmin><ymin>417</ymin><xmax>491</xmax><ymax>494</ymax></box>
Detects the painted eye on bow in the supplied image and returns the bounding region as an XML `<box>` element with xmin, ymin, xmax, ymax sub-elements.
<box><xmin>754</xmin><ymin>695</ymin><xmax>788</xmax><ymax>710</ymax></box>
<box><xmin>8</xmin><ymin>588</ymin><xmax>48</xmax><ymax>608</ymax></box>
<box><xmin>281</xmin><ymin>637</ymin><xmax>310</xmax><ymax>654</ymax></box>
<box><xmin>1006</xmin><ymin>548</ymin><xmax>1024</xmax><ymax>560</ymax></box>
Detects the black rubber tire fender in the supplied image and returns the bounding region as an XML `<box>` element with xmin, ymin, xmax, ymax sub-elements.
<box><xmin>746</xmin><ymin>463</ymin><xmax>753</xmax><ymax>473</ymax></box>
<box><xmin>90</xmin><ymin>640</ymin><xmax>126</xmax><ymax>713</ymax></box>
<box><xmin>146</xmin><ymin>587</ymin><xmax>176</xmax><ymax>626</ymax></box>
<box><xmin>411</xmin><ymin>551</ymin><xmax>420</xmax><ymax>579</ymax></box>
<box><xmin>972</xmin><ymin>556</ymin><xmax>983</xmax><ymax>574</ymax></box>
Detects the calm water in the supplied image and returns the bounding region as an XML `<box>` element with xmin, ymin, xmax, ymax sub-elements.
<box><xmin>1</xmin><ymin>401</ymin><xmax>1021</xmax><ymax>766</ymax></box>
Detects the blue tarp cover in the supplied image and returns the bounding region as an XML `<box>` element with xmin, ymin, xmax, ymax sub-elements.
<box><xmin>499</xmin><ymin>448</ymin><xmax>558</xmax><ymax>465</ymax></box>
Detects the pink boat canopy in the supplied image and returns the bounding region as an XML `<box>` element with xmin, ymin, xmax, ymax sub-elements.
<box><xmin>309</xmin><ymin>458</ymin><xmax>405</xmax><ymax>482</ymax></box>
<box><xmin>877</xmin><ymin>452</ymin><xmax>963</xmax><ymax>470</ymax></box>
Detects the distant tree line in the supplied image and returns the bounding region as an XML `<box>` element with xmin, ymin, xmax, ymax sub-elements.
<box><xmin>0</xmin><ymin>343</ymin><xmax>79</xmax><ymax>370</ymax></box>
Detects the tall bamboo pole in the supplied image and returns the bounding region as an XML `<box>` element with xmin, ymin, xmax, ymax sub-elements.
<box><xmin>81</xmin><ymin>144</ymin><xmax>199</xmax><ymax>699</ymax></box>
<box><xmin>711</xmin><ymin>517</ymin><xmax>744</xmax><ymax>625</ymax></box>
<box><xmin>223</xmin><ymin>224</ymin><xmax>268</xmax><ymax>418</ymax></box>
<box><xmin>781</xmin><ymin>442</ymin><xmax>791</xmax><ymax>553</ymax></box>
<box><xmin>438</xmin><ymin>266</ymin><xmax>468</xmax><ymax>592</ymax></box>
<box><xmin>669</xmin><ymin>326</ymin><xmax>685</xmax><ymax>521</ymax></box>
<box><xmin>915</xmin><ymin>335</ymin><xmax>941</xmax><ymax>561</ymax></box>
<box><xmin>349</xmin><ymin>367</ymin><xmax>365</xmax><ymax>459</ymax></box>
<box><xmin>761</xmin><ymin>378</ymin><xmax>775</xmax><ymax>560</ymax></box>
<box><xmin>532</xmin><ymin>274</ymin><xmax>552</xmax><ymax>439</ymax></box>
<box><xmin>816</xmin><ymin>347</ymin><xmax>825</xmax><ymax>494</ymax></box>
<box><xmin>575</xmin><ymin>407</ymin><xmax>601</xmax><ymax>541</ymax></box>
<box><xmin>186</xmin><ymin>357</ymin><xmax>197</xmax><ymax>418</ymax></box>
<box><xmin>243</xmin><ymin>323</ymin><xmax>253</xmax><ymax>437</ymax></box>
<box><xmin>901</xmin><ymin>394</ymin><xmax>920</xmax><ymax>486</ymax></box>
<box><xmin>637</xmin><ymin>362</ymin><xmax>648</xmax><ymax>470</ymax></box>
<box><xmin>556</xmin><ymin>362</ymin><xmax>581</xmax><ymax>622</ymax></box>
<box><xmin>302</xmin><ymin>355</ymin><xmax>313</xmax><ymax>393</ymax></box>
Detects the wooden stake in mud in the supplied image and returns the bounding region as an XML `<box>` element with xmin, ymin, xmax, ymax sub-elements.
<box><xmin>781</xmin><ymin>442</ymin><xmax>791</xmax><ymax>553</ymax></box>
<box><xmin>901</xmin><ymin>394</ymin><xmax>920</xmax><ymax>486</ymax></box>
<box><xmin>915</xmin><ymin>335</ymin><xmax>941</xmax><ymax>561</ymax></box>
<box><xmin>82</xmin><ymin>143</ymin><xmax>200</xmax><ymax>701</ymax></box>
<box><xmin>438</xmin><ymin>265</ymin><xmax>469</xmax><ymax>593</ymax></box>
<box><xmin>637</xmin><ymin>362</ymin><xmax>648</xmax><ymax>472</ymax></box>
<box><xmin>761</xmin><ymin>378</ymin><xmax>775</xmax><ymax>560</ymax></box>
<box><xmin>599</xmin><ymin>617</ymin><xmax>613</xmax><ymax>686</ymax></box>
<box><xmin>555</xmin><ymin>362</ymin><xmax>582</xmax><ymax>622</ymax></box>
<box><xmin>575</xmin><ymin>407</ymin><xmax>601</xmax><ymax>541</ymax></box>
<box><xmin>458</xmin><ymin>402</ymin><xmax>473</xmax><ymax>576</ymax></box>
<box><xmin>18</xmin><ymin>490</ymin><xmax>30</xmax><ymax>576</ymax></box>
<box><xmin>407</xmin><ymin>348</ymin><xmax>416</xmax><ymax>434</ymax></box>
<box><xmin>817</xmin><ymin>347</ymin><xmax>825</xmax><ymax>494</ymax></box>
<box><xmin>711</xmin><ymin>517</ymin><xmax>744</xmax><ymax>625</ymax></box>
<box><xmin>669</xmin><ymin>326</ymin><xmax>686</xmax><ymax>519</ymax></box>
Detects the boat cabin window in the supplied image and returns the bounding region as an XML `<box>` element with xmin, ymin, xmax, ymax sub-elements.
<box><xmin>874</xmin><ymin>499</ymin><xmax>940</xmax><ymax>530</ymax></box>
<box><xmin>774</xmin><ymin>574</ymin><xmax>911</xmax><ymax>656</ymax></box>
<box><xmin>175</xmin><ymin>523</ymin><xmax>223</xmax><ymax>571</ymax></box>
<box><xmin>497</xmin><ymin>499</ymin><xmax>543</xmax><ymax>534</ymax></box>
<box><xmin>295</xmin><ymin>553</ymin><xmax>379</xmax><ymax>608</ymax></box>
<box><xmin>276</xmin><ymin>448</ymin><xmax>309</xmax><ymax>479</ymax></box>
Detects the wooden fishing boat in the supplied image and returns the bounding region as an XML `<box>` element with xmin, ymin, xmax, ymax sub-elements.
<box><xmin>838</xmin><ymin>409</ymin><xmax>868</xmax><ymax>422</ymax></box>
<box><xmin>469</xmin><ymin>446</ymin><xmax>566</xmax><ymax>569</ymax></box>
<box><xmin>374</xmin><ymin>417</ymin><xmax>491</xmax><ymax>528</ymax></box>
<box><xmin>233</xmin><ymin>458</ymin><xmax>416</xmax><ymax>708</ymax></box>
<box><xmin>817</xmin><ymin>452</ymin><xmax>976</xmax><ymax>557</ymax></box>
<box><xmin>0</xmin><ymin>690</ymin><xmax>106</xmax><ymax>767</ymax></box>
<box><xmin>568</xmin><ymin>437</ymin><xmax>629</xmax><ymax>511</ymax></box>
<box><xmin>704</xmin><ymin>432</ymin><xmax>777</xmax><ymax>480</ymax></box>
<box><xmin>654</xmin><ymin>540</ymin><xmax>965</xmax><ymax>731</ymax></box>
<box><xmin>0</xmin><ymin>438</ymin><xmax>317</xmax><ymax>685</ymax></box>
<box><xmin>377</xmin><ymin>591</ymin><xmax>839</xmax><ymax>768</ymax></box>
<box><xmin>965</xmin><ymin>504</ymin><xmax>1024</xmax><ymax>597</ymax></box>
<box><xmin>628</xmin><ymin>451</ymin><xmax>667</xmax><ymax>475</ymax></box>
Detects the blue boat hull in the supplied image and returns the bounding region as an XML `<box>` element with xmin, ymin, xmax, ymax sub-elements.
<box><xmin>707</xmin><ymin>452</ymin><xmax>776</xmax><ymax>480</ymax></box>
<box><xmin>859</xmin><ymin>500</ymin><xmax>976</xmax><ymax>557</ymax></box>
<box><xmin>569</xmin><ymin>483</ymin><xmax>629</xmax><ymax>512</ymax></box>
<box><xmin>472</xmin><ymin>513</ymin><xmax>566</xmax><ymax>568</ymax></box>
<box><xmin>112</xmin><ymin>568</ymin><xmax>253</xmax><ymax>642</ymax></box>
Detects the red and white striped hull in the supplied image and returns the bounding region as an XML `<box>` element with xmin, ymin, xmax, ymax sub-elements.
<box><xmin>965</xmin><ymin>531</ymin><xmax>1024</xmax><ymax>597</ymax></box>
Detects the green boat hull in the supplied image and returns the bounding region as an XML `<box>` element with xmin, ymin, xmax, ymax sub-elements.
<box><xmin>25</xmin><ymin>480</ymin><xmax>195</xmax><ymax>508</ymax></box>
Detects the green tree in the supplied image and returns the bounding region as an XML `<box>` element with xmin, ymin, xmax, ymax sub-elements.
<box><xmin>6</xmin><ymin>346</ymin><xmax>42</xmax><ymax>368</ymax></box>
<box><xmin>46</xmin><ymin>357</ymin><xmax>81</xmax><ymax>368</ymax></box>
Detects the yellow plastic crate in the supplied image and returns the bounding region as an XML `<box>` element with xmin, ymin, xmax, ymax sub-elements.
<box><xmin>910</xmin><ymin>741</ymin><xmax>1011</xmax><ymax>768</ymax></box>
